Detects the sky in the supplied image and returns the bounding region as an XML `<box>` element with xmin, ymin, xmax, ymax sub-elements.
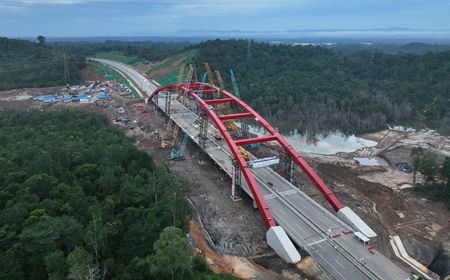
<box><xmin>1</xmin><ymin>0</ymin><xmax>450</xmax><ymax>38</ymax></box>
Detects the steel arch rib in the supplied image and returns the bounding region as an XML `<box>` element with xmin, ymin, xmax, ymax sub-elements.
<box><xmin>149</xmin><ymin>82</ymin><xmax>343</xmax><ymax>228</ymax></box>
<box><xmin>149</xmin><ymin>83</ymin><xmax>276</xmax><ymax>228</ymax></box>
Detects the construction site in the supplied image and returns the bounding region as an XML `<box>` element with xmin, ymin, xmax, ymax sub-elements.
<box><xmin>0</xmin><ymin>59</ymin><xmax>449</xmax><ymax>280</ymax></box>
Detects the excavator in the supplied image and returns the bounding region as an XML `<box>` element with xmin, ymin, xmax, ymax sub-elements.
<box><xmin>239</xmin><ymin>146</ymin><xmax>250</xmax><ymax>161</ymax></box>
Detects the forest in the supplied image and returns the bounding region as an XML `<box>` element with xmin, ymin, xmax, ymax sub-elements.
<box><xmin>54</xmin><ymin>41</ymin><xmax>190</xmax><ymax>64</ymax></box>
<box><xmin>1</xmin><ymin>37</ymin><xmax>449</xmax><ymax>136</ymax></box>
<box><xmin>0</xmin><ymin>111</ymin><xmax>236</xmax><ymax>280</ymax></box>
<box><xmin>192</xmin><ymin>39</ymin><xmax>450</xmax><ymax>135</ymax></box>
<box><xmin>410</xmin><ymin>148</ymin><xmax>450</xmax><ymax>207</ymax></box>
<box><xmin>0</xmin><ymin>37</ymin><xmax>85</xmax><ymax>91</ymax></box>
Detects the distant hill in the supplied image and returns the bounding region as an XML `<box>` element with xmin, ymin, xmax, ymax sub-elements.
<box><xmin>331</xmin><ymin>42</ymin><xmax>450</xmax><ymax>55</ymax></box>
<box><xmin>0</xmin><ymin>37</ymin><xmax>85</xmax><ymax>91</ymax></box>
<box><xmin>191</xmin><ymin>39</ymin><xmax>450</xmax><ymax>135</ymax></box>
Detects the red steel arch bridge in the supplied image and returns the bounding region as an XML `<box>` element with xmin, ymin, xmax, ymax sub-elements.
<box><xmin>148</xmin><ymin>82</ymin><xmax>343</xmax><ymax>229</ymax></box>
<box><xmin>94</xmin><ymin>58</ymin><xmax>413</xmax><ymax>280</ymax></box>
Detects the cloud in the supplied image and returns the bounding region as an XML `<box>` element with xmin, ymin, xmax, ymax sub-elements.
<box><xmin>0</xmin><ymin>0</ymin><xmax>88</xmax><ymax>5</ymax></box>
<box><xmin>154</xmin><ymin>0</ymin><xmax>308</xmax><ymax>17</ymax></box>
<box><xmin>0</xmin><ymin>0</ymin><xmax>306</xmax><ymax>14</ymax></box>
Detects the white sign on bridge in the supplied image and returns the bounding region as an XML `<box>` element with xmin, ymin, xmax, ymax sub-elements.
<box><xmin>248</xmin><ymin>156</ymin><xmax>280</xmax><ymax>169</ymax></box>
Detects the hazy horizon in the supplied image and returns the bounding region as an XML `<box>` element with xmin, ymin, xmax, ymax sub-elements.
<box><xmin>1</xmin><ymin>0</ymin><xmax>450</xmax><ymax>40</ymax></box>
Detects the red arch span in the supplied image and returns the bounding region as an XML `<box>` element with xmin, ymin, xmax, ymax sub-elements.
<box><xmin>148</xmin><ymin>82</ymin><xmax>343</xmax><ymax>229</ymax></box>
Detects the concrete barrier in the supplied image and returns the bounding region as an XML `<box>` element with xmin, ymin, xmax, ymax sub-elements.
<box><xmin>266</xmin><ymin>226</ymin><xmax>301</xmax><ymax>263</ymax></box>
<box><xmin>337</xmin><ymin>206</ymin><xmax>377</xmax><ymax>238</ymax></box>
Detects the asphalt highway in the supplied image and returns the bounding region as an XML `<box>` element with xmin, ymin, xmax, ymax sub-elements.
<box><xmin>94</xmin><ymin>58</ymin><xmax>409</xmax><ymax>280</ymax></box>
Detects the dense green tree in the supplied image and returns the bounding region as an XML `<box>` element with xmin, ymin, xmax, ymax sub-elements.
<box><xmin>37</xmin><ymin>35</ymin><xmax>46</xmax><ymax>45</ymax></box>
<box><xmin>66</xmin><ymin>247</ymin><xmax>95</xmax><ymax>280</ymax></box>
<box><xmin>0</xmin><ymin>110</ymin><xmax>234</xmax><ymax>279</ymax></box>
<box><xmin>0</xmin><ymin>37</ymin><xmax>84</xmax><ymax>90</ymax></box>
<box><xmin>151</xmin><ymin>226</ymin><xmax>193</xmax><ymax>280</ymax></box>
<box><xmin>45</xmin><ymin>250</ymin><xmax>68</xmax><ymax>280</ymax></box>
<box><xmin>419</xmin><ymin>153</ymin><xmax>439</xmax><ymax>183</ymax></box>
<box><xmin>54</xmin><ymin>41</ymin><xmax>189</xmax><ymax>63</ymax></box>
<box><xmin>192</xmin><ymin>39</ymin><xmax>450</xmax><ymax>135</ymax></box>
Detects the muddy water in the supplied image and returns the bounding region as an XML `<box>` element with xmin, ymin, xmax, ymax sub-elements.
<box><xmin>247</xmin><ymin>126</ymin><xmax>377</xmax><ymax>155</ymax></box>
<box><xmin>354</xmin><ymin>157</ymin><xmax>389</xmax><ymax>166</ymax></box>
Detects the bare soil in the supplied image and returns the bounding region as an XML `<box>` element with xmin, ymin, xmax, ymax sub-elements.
<box><xmin>0</xmin><ymin>85</ymin><xmax>317</xmax><ymax>279</ymax></box>
<box><xmin>3</xmin><ymin>84</ymin><xmax>449</xmax><ymax>278</ymax></box>
<box><xmin>147</xmin><ymin>58</ymin><xmax>184</xmax><ymax>79</ymax></box>
<box><xmin>136</xmin><ymin>63</ymin><xmax>154</xmax><ymax>74</ymax></box>
<box><xmin>284</xmin><ymin>129</ymin><xmax>450</xmax><ymax>277</ymax></box>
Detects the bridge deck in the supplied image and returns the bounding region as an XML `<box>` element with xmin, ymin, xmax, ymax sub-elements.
<box><xmin>95</xmin><ymin>58</ymin><xmax>409</xmax><ymax>280</ymax></box>
<box><xmin>156</xmin><ymin>95</ymin><xmax>407</xmax><ymax>280</ymax></box>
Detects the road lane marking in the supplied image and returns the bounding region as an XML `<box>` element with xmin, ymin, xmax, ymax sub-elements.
<box><xmin>308</xmin><ymin>238</ymin><xmax>326</xmax><ymax>246</ymax></box>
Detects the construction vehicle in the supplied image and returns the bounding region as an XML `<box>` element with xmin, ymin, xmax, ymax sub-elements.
<box><xmin>171</xmin><ymin>132</ymin><xmax>189</xmax><ymax>160</ymax></box>
<box><xmin>239</xmin><ymin>146</ymin><xmax>250</xmax><ymax>161</ymax></box>
<box><xmin>407</xmin><ymin>272</ymin><xmax>422</xmax><ymax>280</ymax></box>
<box><xmin>223</xmin><ymin>120</ymin><xmax>239</xmax><ymax>137</ymax></box>
<box><xmin>249</xmin><ymin>143</ymin><xmax>261</xmax><ymax>150</ymax></box>
<box><xmin>224</xmin><ymin>121</ymin><xmax>238</xmax><ymax>132</ymax></box>
<box><xmin>159</xmin><ymin>135</ymin><xmax>172</xmax><ymax>149</ymax></box>
<box><xmin>214</xmin><ymin>130</ymin><xmax>223</xmax><ymax>140</ymax></box>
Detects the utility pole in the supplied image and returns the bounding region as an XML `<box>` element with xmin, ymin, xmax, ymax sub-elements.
<box><xmin>63</xmin><ymin>53</ymin><xmax>70</xmax><ymax>84</ymax></box>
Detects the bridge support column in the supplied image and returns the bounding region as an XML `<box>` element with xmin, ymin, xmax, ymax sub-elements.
<box><xmin>241</xmin><ymin>120</ymin><xmax>249</xmax><ymax>138</ymax></box>
<box><xmin>153</xmin><ymin>92</ymin><xmax>159</xmax><ymax>112</ymax></box>
<box><xmin>284</xmin><ymin>154</ymin><xmax>295</xmax><ymax>184</ymax></box>
<box><xmin>164</xmin><ymin>91</ymin><xmax>172</xmax><ymax>120</ymax></box>
<box><xmin>198</xmin><ymin>111</ymin><xmax>208</xmax><ymax>148</ymax></box>
<box><xmin>231</xmin><ymin>161</ymin><xmax>242</xmax><ymax>201</ymax></box>
<box><xmin>266</xmin><ymin>226</ymin><xmax>301</xmax><ymax>263</ymax></box>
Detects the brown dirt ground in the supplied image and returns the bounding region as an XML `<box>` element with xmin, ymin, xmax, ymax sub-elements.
<box><xmin>147</xmin><ymin>58</ymin><xmax>185</xmax><ymax>79</ymax></box>
<box><xmin>0</xmin><ymin>85</ymin><xmax>316</xmax><ymax>279</ymax></box>
<box><xmin>7</xmin><ymin>83</ymin><xmax>450</xmax><ymax>277</ymax></box>
<box><xmin>81</xmin><ymin>67</ymin><xmax>106</xmax><ymax>82</ymax></box>
<box><xmin>136</xmin><ymin>63</ymin><xmax>154</xmax><ymax>74</ymax></box>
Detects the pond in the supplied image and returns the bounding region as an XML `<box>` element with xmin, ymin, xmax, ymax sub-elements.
<box><xmin>246</xmin><ymin>126</ymin><xmax>378</xmax><ymax>155</ymax></box>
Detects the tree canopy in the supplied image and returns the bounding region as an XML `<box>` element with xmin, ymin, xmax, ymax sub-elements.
<box><xmin>0</xmin><ymin>37</ymin><xmax>85</xmax><ymax>90</ymax></box>
<box><xmin>192</xmin><ymin>39</ymin><xmax>450</xmax><ymax>135</ymax></box>
<box><xmin>0</xmin><ymin>110</ymin><xmax>235</xmax><ymax>280</ymax></box>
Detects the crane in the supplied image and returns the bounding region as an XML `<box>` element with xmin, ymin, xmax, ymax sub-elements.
<box><xmin>215</xmin><ymin>70</ymin><xmax>225</xmax><ymax>88</ymax></box>
<box><xmin>179</xmin><ymin>64</ymin><xmax>194</xmax><ymax>104</ymax></box>
<box><xmin>193</xmin><ymin>66</ymin><xmax>198</xmax><ymax>82</ymax></box>
<box><xmin>185</xmin><ymin>64</ymin><xmax>194</xmax><ymax>84</ymax></box>
<box><xmin>176</xmin><ymin>64</ymin><xmax>185</xmax><ymax>84</ymax></box>
<box><xmin>204</xmin><ymin>62</ymin><xmax>215</xmax><ymax>85</ymax></box>
<box><xmin>170</xmin><ymin>131</ymin><xmax>189</xmax><ymax>160</ymax></box>
<box><xmin>229</xmin><ymin>69</ymin><xmax>241</xmax><ymax>99</ymax></box>
<box><xmin>171</xmin><ymin>72</ymin><xmax>208</xmax><ymax>160</ymax></box>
